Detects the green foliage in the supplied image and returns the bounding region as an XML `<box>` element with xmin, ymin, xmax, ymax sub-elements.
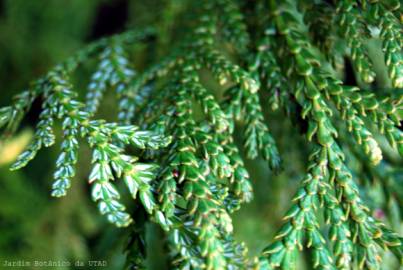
<box><xmin>0</xmin><ymin>0</ymin><xmax>402</xmax><ymax>269</ymax></box>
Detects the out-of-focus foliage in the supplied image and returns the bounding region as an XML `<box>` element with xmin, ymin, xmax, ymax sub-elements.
<box><xmin>0</xmin><ymin>0</ymin><xmax>100</xmax><ymax>103</ymax></box>
<box><xmin>0</xmin><ymin>1</ymin><xmax>402</xmax><ymax>270</ymax></box>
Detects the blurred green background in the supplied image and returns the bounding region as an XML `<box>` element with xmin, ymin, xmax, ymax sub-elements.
<box><xmin>0</xmin><ymin>1</ymin><xmax>400</xmax><ymax>269</ymax></box>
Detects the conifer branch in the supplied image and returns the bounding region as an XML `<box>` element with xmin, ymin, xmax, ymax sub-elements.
<box><xmin>0</xmin><ymin>0</ymin><xmax>402</xmax><ymax>269</ymax></box>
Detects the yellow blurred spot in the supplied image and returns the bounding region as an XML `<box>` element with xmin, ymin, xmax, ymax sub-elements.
<box><xmin>0</xmin><ymin>129</ymin><xmax>33</xmax><ymax>166</ymax></box>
